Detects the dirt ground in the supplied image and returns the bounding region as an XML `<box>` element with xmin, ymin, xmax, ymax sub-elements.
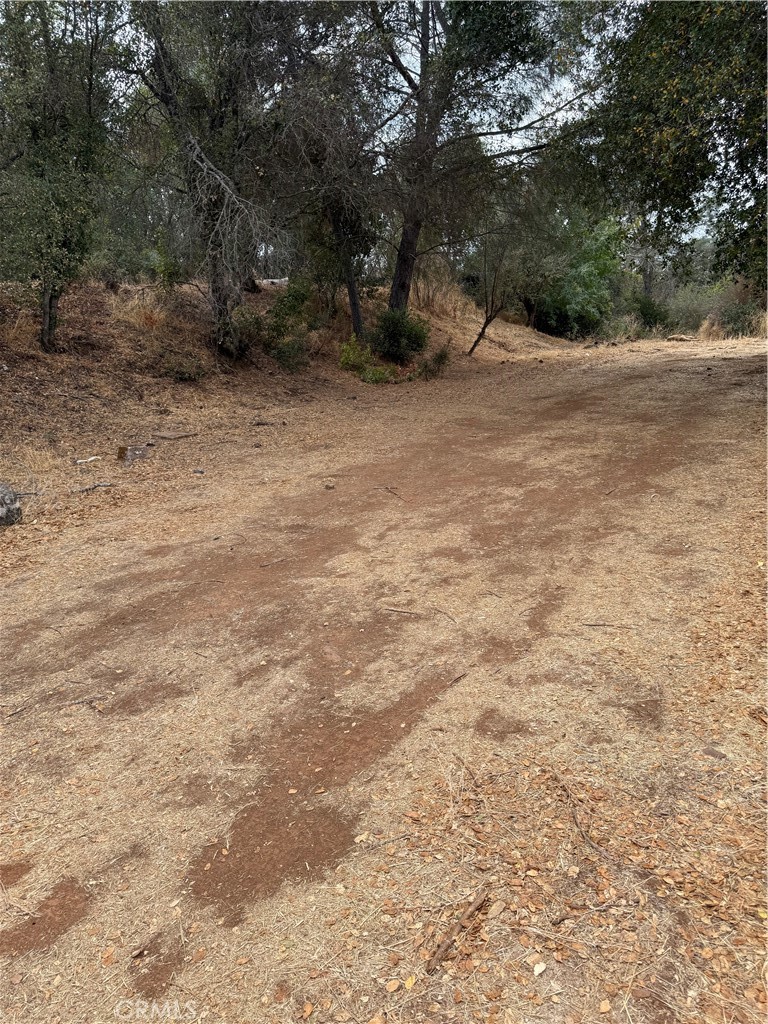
<box><xmin>1</xmin><ymin>309</ymin><xmax>766</xmax><ymax>1024</ymax></box>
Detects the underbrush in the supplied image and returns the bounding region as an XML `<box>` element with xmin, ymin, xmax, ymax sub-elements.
<box><xmin>339</xmin><ymin>332</ymin><xmax>449</xmax><ymax>384</ymax></box>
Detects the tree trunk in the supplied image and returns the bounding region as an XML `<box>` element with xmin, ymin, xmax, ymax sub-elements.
<box><xmin>388</xmin><ymin>218</ymin><xmax>422</xmax><ymax>312</ymax></box>
<box><xmin>467</xmin><ymin>313</ymin><xmax>497</xmax><ymax>355</ymax></box>
<box><xmin>40</xmin><ymin>284</ymin><xmax>61</xmax><ymax>352</ymax></box>
<box><xmin>209</xmin><ymin>254</ymin><xmax>239</xmax><ymax>356</ymax></box>
<box><xmin>344</xmin><ymin>263</ymin><xmax>364</xmax><ymax>340</ymax></box>
<box><xmin>327</xmin><ymin>205</ymin><xmax>365</xmax><ymax>339</ymax></box>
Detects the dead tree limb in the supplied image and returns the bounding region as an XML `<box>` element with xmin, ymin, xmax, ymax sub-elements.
<box><xmin>426</xmin><ymin>888</ymin><xmax>488</xmax><ymax>974</ymax></box>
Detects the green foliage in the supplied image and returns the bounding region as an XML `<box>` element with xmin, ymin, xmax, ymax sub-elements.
<box><xmin>249</xmin><ymin>281</ymin><xmax>312</xmax><ymax>371</ymax></box>
<box><xmin>339</xmin><ymin>333</ymin><xmax>395</xmax><ymax>383</ymax></box>
<box><xmin>359</xmin><ymin>365</ymin><xmax>395</xmax><ymax>385</ymax></box>
<box><xmin>232</xmin><ymin>305</ymin><xmax>265</xmax><ymax>351</ymax></box>
<box><xmin>588</xmin><ymin>1</ymin><xmax>767</xmax><ymax>286</ymax></box>
<box><xmin>535</xmin><ymin>222</ymin><xmax>623</xmax><ymax>338</ymax></box>
<box><xmin>0</xmin><ymin>1</ymin><xmax>118</xmax><ymax>346</ymax></box>
<box><xmin>371</xmin><ymin>310</ymin><xmax>429</xmax><ymax>365</ymax></box>
<box><xmin>598</xmin><ymin>312</ymin><xmax>642</xmax><ymax>343</ymax></box>
<box><xmin>717</xmin><ymin>299</ymin><xmax>763</xmax><ymax>338</ymax></box>
<box><xmin>265</xmin><ymin>281</ymin><xmax>311</xmax><ymax>343</ymax></box>
<box><xmin>630</xmin><ymin>293</ymin><xmax>670</xmax><ymax>330</ymax></box>
<box><xmin>268</xmin><ymin>330</ymin><xmax>310</xmax><ymax>372</ymax></box>
<box><xmin>144</xmin><ymin>245</ymin><xmax>191</xmax><ymax>290</ymax></box>
<box><xmin>339</xmin><ymin>334</ymin><xmax>373</xmax><ymax>373</ymax></box>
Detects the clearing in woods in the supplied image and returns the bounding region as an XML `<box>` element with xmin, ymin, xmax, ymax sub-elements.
<box><xmin>1</xmin><ymin>331</ymin><xmax>765</xmax><ymax>1024</ymax></box>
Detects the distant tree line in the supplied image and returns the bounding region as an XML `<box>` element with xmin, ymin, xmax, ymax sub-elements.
<box><xmin>0</xmin><ymin>1</ymin><xmax>764</xmax><ymax>354</ymax></box>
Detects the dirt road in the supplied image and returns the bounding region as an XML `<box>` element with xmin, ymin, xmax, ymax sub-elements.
<box><xmin>1</xmin><ymin>336</ymin><xmax>765</xmax><ymax>1024</ymax></box>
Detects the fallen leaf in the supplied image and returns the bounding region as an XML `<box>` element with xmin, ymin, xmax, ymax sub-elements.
<box><xmin>385</xmin><ymin>979</ymin><xmax>400</xmax><ymax>992</ymax></box>
<box><xmin>101</xmin><ymin>946</ymin><xmax>116</xmax><ymax>967</ymax></box>
<box><xmin>302</xmin><ymin>1003</ymin><xmax>314</xmax><ymax>1019</ymax></box>
<box><xmin>600</xmin><ymin>1000</ymin><xmax>611</xmax><ymax>1013</ymax></box>
<box><xmin>533</xmin><ymin>962</ymin><xmax>547</xmax><ymax>977</ymax></box>
<box><xmin>191</xmin><ymin>947</ymin><xmax>206</xmax><ymax>963</ymax></box>
<box><xmin>486</xmin><ymin>899</ymin><xmax>506</xmax><ymax>919</ymax></box>
<box><xmin>404</xmin><ymin>975</ymin><xmax>416</xmax><ymax>990</ymax></box>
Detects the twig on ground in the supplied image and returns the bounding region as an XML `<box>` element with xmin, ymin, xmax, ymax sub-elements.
<box><xmin>76</xmin><ymin>482</ymin><xmax>113</xmax><ymax>494</ymax></box>
<box><xmin>426</xmin><ymin>887</ymin><xmax>488</xmax><ymax>974</ymax></box>
<box><xmin>580</xmin><ymin>622</ymin><xmax>636</xmax><ymax>629</ymax></box>
<box><xmin>374</xmin><ymin>486</ymin><xmax>407</xmax><ymax>501</ymax></box>
<box><xmin>383</xmin><ymin>607</ymin><xmax>420</xmax><ymax>616</ymax></box>
<box><xmin>259</xmin><ymin>558</ymin><xmax>286</xmax><ymax>568</ymax></box>
<box><xmin>66</xmin><ymin>694</ymin><xmax>106</xmax><ymax>710</ymax></box>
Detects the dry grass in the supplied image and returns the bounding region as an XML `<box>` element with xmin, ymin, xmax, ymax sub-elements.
<box><xmin>411</xmin><ymin>261</ymin><xmax>476</xmax><ymax>320</ymax></box>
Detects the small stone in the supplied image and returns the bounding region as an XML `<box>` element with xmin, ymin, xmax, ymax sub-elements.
<box><xmin>325</xmin><ymin>483</ymin><xmax>335</xmax><ymax>490</ymax></box>
<box><xmin>0</xmin><ymin>482</ymin><xmax>22</xmax><ymax>526</ymax></box>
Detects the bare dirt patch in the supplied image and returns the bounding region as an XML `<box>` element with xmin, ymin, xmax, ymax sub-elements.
<box><xmin>0</xmin><ymin>320</ymin><xmax>765</xmax><ymax>1024</ymax></box>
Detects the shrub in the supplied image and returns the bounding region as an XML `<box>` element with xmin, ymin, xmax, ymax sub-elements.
<box><xmin>718</xmin><ymin>299</ymin><xmax>763</xmax><ymax>337</ymax></box>
<box><xmin>243</xmin><ymin>279</ymin><xmax>313</xmax><ymax>371</ymax></box>
<box><xmin>268</xmin><ymin>328</ymin><xmax>309</xmax><ymax>372</ymax></box>
<box><xmin>267</xmin><ymin>279</ymin><xmax>311</xmax><ymax>342</ymax></box>
<box><xmin>232</xmin><ymin>305</ymin><xmax>265</xmax><ymax>351</ymax></box>
<box><xmin>631</xmin><ymin>293</ymin><xmax>670</xmax><ymax>329</ymax></box>
<box><xmin>340</xmin><ymin>334</ymin><xmax>373</xmax><ymax>372</ymax></box>
<box><xmin>370</xmin><ymin>309</ymin><xmax>429</xmax><ymax>364</ymax></box>
<box><xmin>360</xmin><ymin>364</ymin><xmax>395</xmax><ymax>384</ymax></box>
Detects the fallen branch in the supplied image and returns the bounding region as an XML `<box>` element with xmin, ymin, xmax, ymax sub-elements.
<box><xmin>426</xmin><ymin>888</ymin><xmax>488</xmax><ymax>974</ymax></box>
<box><xmin>66</xmin><ymin>694</ymin><xmax>106</xmax><ymax>710</ymax></box>
<box><xmin>76</xmin><ymin>482</ymin><xmax>113</xmax><ymax>494</ymax></box>
<box><xmin>580</xmin><ymin>622</ymin><xmax>636</xmax><ymax>629</ymax></box>
<box><xmin>374</xmin><ymin>486</ymin><xmax>407</xmax><ymax>501</ymax></box>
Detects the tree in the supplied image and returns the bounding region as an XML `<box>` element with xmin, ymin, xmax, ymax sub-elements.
<box><xmin>132</xmin><ymin>1</ymin><xmax>305</xmax><ymax>355</ymax></box>
<box><xmin>368</xmin><ymin>1</ymin><xmax>556</xmax><ymax>313</ymax></box>
<box><xmin>0</xmin><ymin>0</ymin><xmax>118</xmax><ymax>350</ymax></box>
<box><xmin>585</xmin><ymin>1</ymin><xmax>767</xmax><ymax>288</ymax></box>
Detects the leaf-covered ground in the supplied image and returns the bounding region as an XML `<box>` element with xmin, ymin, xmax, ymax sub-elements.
<box><xmin>1</xmin><ymin>313</ymin><xmax>765</xmax><ymax>1024</ymax></box>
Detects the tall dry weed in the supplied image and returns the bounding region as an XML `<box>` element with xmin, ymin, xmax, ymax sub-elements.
<box><xmin>108</xmin><ymin>288</ymin><xmax>173</xmax><ymax>337</ymax></box>
<box><xmin>411</xmin><ymin>258</ymin><xmax>474</xmax><ymax>319</ymax></box>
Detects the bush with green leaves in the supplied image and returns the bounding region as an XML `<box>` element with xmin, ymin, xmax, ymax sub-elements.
<box><xmin>267</xmin><ymin>280</ymin><xmax>311</xmax><ymax>342</ymax></box>
<box><xmin>232</xmin><ymin>305</ymin><xmax>266</xmax><ymax>351</ymax></box>
<box><xmin>630</xmin><ymin>293</ymin><xmax>670</xmax><ymax>330</ymax></box>
<box><xmin>360</xmin><ymin>364</ymin><xmax>395</xmax><ymax>384</ymax></box>
<box><xmin>269</xmin><ymin>329</ymin><xmax>310</xmax><ymax>372</ymax></box>
<box><xmin>370</xmin><ymin>310</ymin><xmax>429</xmax><ymax>365</ymax></box>
<box><xmin>717</xmin><ymin>299</ymin><xmax>763</xmax><ymax>337</ymax></box>
<box><xmin>535</xmin><ymin>223</ymin><xmax>623</xmax><ymax>338</ymax></box>
<box><xmin>339</xmin><ymin>334</ymin><xmax>373</xmax><ymax>373</ymax></box>
<box><xmin>243</xmin><ymin>280</ymin><xmax>312</xmax><ymax>371</ymax></box>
